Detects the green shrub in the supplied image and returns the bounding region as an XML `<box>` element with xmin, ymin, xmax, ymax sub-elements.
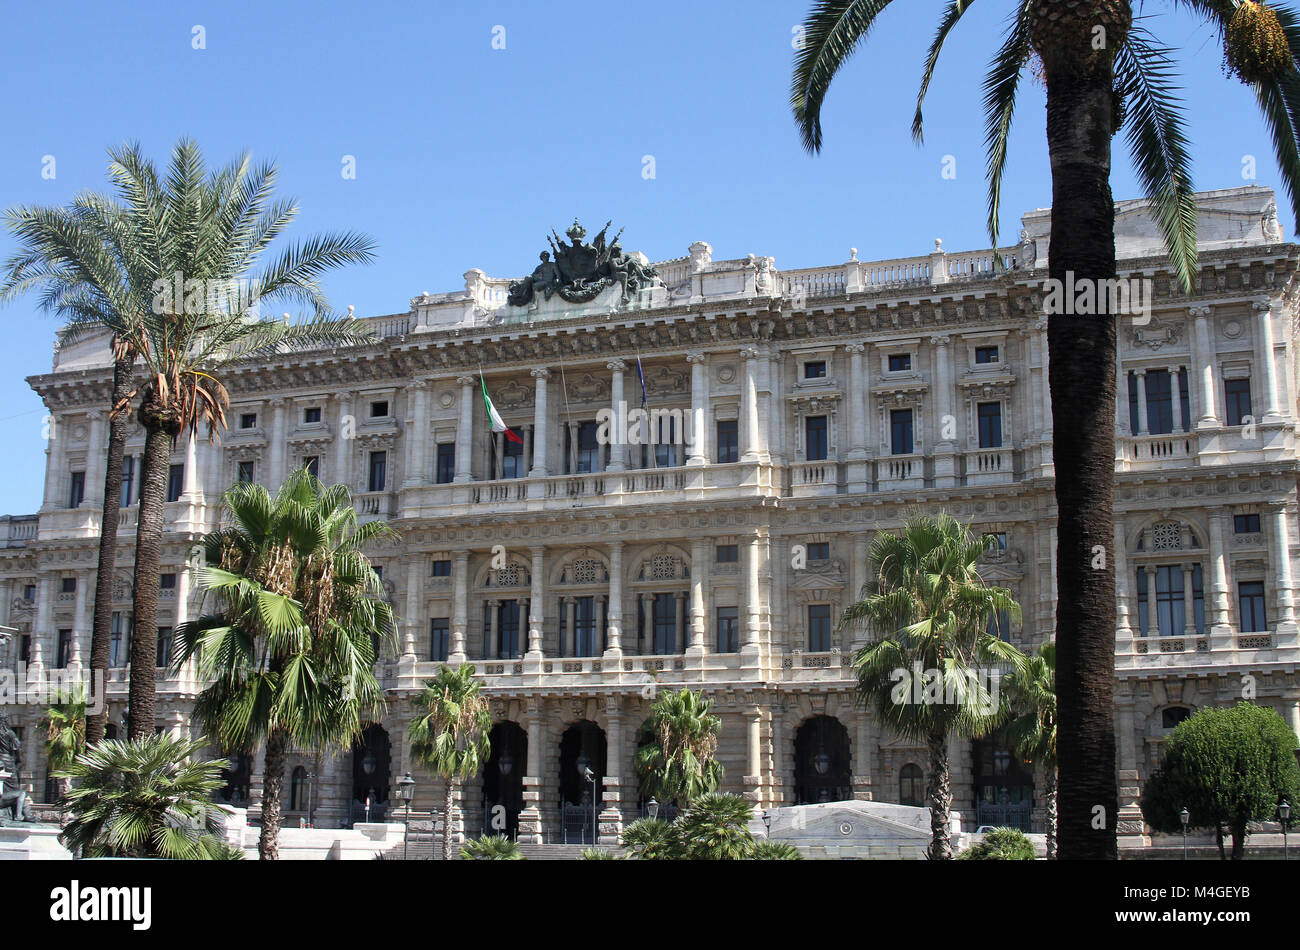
<box><xmin>958</xmin><ymin>827</ymin><xmax>1036</xmax><ymax>860</ymax></box>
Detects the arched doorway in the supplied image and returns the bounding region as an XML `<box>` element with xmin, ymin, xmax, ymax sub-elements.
<box><xmin>482</xmin><ymin>721</ymin><xmax>527</xmax><ymax>840</ymax></box>
<box><xmin>350</xmin><ymin>724</ymin><xmax>391</xmax><ymax>825</ymax></box>
<box><xmin>558</xmin><ymin>720</ymin><xmax>606</xmax><ymax>844</ymax></box>
<box><xmin>794</xmin><ymin>715</ymin><xmax>852</xmax><ymax>804</ymax></box>
<box><xmin>972</xmin><ymin>729</ymin><xmax>1034</xmax><ymax>830</ymax></box>
<box><xmin>218</xmin><ymin>749</ymin><xmax>252</xmax><ymax>805</ymax></box>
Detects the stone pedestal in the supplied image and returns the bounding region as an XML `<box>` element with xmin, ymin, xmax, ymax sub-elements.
<box><xmin>598</xmin><ymin>779</ymin><xmax>623</xmax><ymax>846</ymax></box>
<box><xmin>517</xmin><ymin>781</ymin><xmax>543</xmax><ymax>844</ymax></box>
<box><xmin>0</xmin><ymin>824</ymin><xmax>71</xmax><ymax>859</ymax></box>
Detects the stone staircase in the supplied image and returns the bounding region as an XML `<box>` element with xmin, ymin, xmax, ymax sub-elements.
<box><xmin>514</xmin><ymin>842</ymin><xmax>597</xmax><ymax>861</ymax></box>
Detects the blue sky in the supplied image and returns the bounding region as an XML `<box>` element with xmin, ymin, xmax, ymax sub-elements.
<box><xmin>0</xmin><ymin>0</ymin><xmax>1287</xmax><ymax>513</ymax></box>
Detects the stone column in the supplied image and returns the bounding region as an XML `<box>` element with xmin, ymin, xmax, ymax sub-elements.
<box><xmin>268</xmin><ymin>398</ymin><xmax>286</xmax><ymax>489</ymax></box>
<box><xmin>526</xmin><ymin>548</ymin><xmax>544</xmax><ymax>659</ymax></box>
<box><xmin>853</xmin><ymin>708</ymin><xmax>875</xmax><ymax>801</ymax></box>
<box><xmin>84</xmin><ymin>410</ymin><xmax>106</xmax><ymax>508</ymax></box>
<box><xmin>402</xmin><ymin>558</ymin><xmax>422</xmax><ymax>659</ymax></box>
<box><xmin>686</xmin><ymin>352</ymin><xmax>709</xmax><ymax>466</ymax></box>
<box><xmin>741</xmin><ymin>531</ymin><xmax>765</xmax><ymax>669</ymax></box>
<box><xmin>450</xmin><ymin>551</ymin><xmax>469</xmax><ymax>663</ymax></box>
<box><xmin>1169</xmin><ymin>365</ymin><xmax>1183</xmax><ymax>432</ymax></box>
<box><xmin>1114</xmin><ymin>520</ymin><xmax>1134</xmax><ymax>652</ymax></box>
<box><xmin>181</xmin><ymin>432</ymin><xmax>201</xmax><ymax>504</ymax></box>
<box><xmin>518</xmin><ymin>699</ymin><xmax>543</xmax><ymax>843</ymax></box>
<box><xmin>1191</xmin><ymin>306</ymin><xmax>1219</xmax><ymax>427</ymax></box>
<box><xmin>529</xmin><ymin>369</ymin><xmax>550</xmax><ymax>478</ymax></box>
<box><xmin>487</xmin><ymin>598</ymin><xmax>500</xmax><ymax>660</ymax></box>
<box><xmin>564</xmin><ymin>598</ymin><xmax>577</xmax><ymax>657</ymax></box>
<box><xmin>174</xmin><ymin>562</ymin><xmax>195</xmax><ymax>689</ymax></box>
<box><xmin>745</xmin><ymin>705</ymin><xmax>763</xmax><ymax>805</ymax></box>
<box><xmin>404</xmin><ymin>380</ymin><xmax>430</xmax><ymax>487</ymax></box>
<box><xmin>334</xmin><ymin>392</ymin><xmax>354</xmax><ymax>489</ymax></box>
<box><xmin>641</xmin><ymin>594</ymin><xmax>653</xmax><ymax>655</ymax></box>
<box><xmin>1254</xmin><ymin>298</ymin><xmax>1284</xmax><ymax>422</ymax></box>
<box><xmin>42</xmin><ymin>410</ymin><xmax>63</xmax><ymax>510</ymax></box>
<box><xmin>845</xmin><ymin>343</ymin><xmax>869</xmax><ymax>492</ymax></box>
<box><xmin>454</xmin><ymin>376</ymin><xmax>475</xmax><ymax>482</ymax></box>
<box><xmin>604</xmin><ymin>541</ymin><xmax>623</xmax><ymax>657</ymax></box>
<box><xmin>1268</xmin><ymin>502</ymin><xmax>1298</xmax><ymax>636</ymax></box>
<box><xmin>600</xmin><ymin>699</ymin><xmax>624</xmax><ymax>845</ymax></box>
<box><xmin>71</xmin><ymin>570</ymin><xmax>89</xmax><ymax>673</ymax></box>
<box><xmin>1181</xmin><ymin>564</ymin><xmax>1196</xmax><ymax>635</ymax></box>
<box><xmin>740</xmin><ymin>346</ymin><xmax>762</xmax><ymax>463</ymax></box>
<box><xmin>1207</xmin><ymin>510</ymin><xmax>1233</xmax><ymax>650</ymax></box>
<box><xmin>607</xmin><ymin>360</ymin><xmax>627</xmax><ymax>473</ymax></box>
<box><xmin>1134</xmin><ymin>370</ymin><xmax>1147</xmax><ymax>435</ymax></box>
<box><xmin>688</xmin><ymin>538</ymin><xmax>708</xmax><ymax>656</ymax></box>
<box><xmin>1144</xmin><ymin>567</ymin><xmax>1158</xmax><ymax>636</ymax></box>
<box><xmin>930</xmin><ymin>334</ymin><xmax>957</xmax><ymax>487</ymax></box>
<box><xmin>30</xmin><ymin>573</ymin><xmax>52</xmax><ymax>675</ymax></box>
<box><xmin>673</xmin><ymin>592</ymin><xmax>686</xmax><ymax>654</ymax></box>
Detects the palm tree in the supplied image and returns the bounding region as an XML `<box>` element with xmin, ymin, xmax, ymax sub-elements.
<box><xmin>634</xmin><ymin>687</ymin><xmax>724</xmax><ymax>809</ymax></box>
<box><xmin>7</xmin><ymin>139</ymin><xmax>377</xmax><ymax>741</ymax></box>
<box><xmin>838</xmin><ymin>513</ymin><xmax>1023</xmax><ymax>859</ymax></box>
<box><xmin>750</xmin><ymin>840</ymin><xmax>804</xmax><ymax>860</ymax></box>
<box><xmin>1002</xmin><ymin>640</ymin><xmax>1059</xmax><ymax>857</ymax></box>
<box><xmin>792</xmin><ymin>0</ymin><xmax>1300</xmax><ymax>859</ymax></box>
<box><xmin>44</xmin><ymin>686</ymin><xmax>87</xmax><ymax>799</ymax></box>
<box><xmin>174</xmin><ymin>469</ymin><xmax>396</xmax><ymax>860</ymax></box>
<box><xmin>459</xmin><ymin>834</ymin><xmax>524</xmax><ymax>860</ymax></box>
<box><xmin>409</xmin><ymin>663</ymin><xmax>493</xmax><ymax>861</ymax></box>
<box><xmin>673</xmin><ymin>793</ymin><xmax>757</xmax><ymax>859</ymax></box>
<box><xmin>3</xmin><ymin>196</ymin><xmax>146</xmax><ymax>745</ymax></box>
<box><xmin>56</xmin><ymin>733</ymin><xmax>231</xmax><ymax>859</ymax></box>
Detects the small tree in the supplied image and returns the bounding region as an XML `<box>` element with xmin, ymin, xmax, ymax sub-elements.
<box><xmin>634</xmin><ymin>687</ymin><xmax>723</xmax><ymax>808</ymax></box>
<box><xmin>958</xmin><ymin>827</ymin><xmax>1037</xmax><ymax>861</ymax></box>
<box><xmin>44</xmin><ymin>685</ymin><xmax>87</xmax><ymax>798</ymax></box>
<box><xmin>616</xmin><ymin>793</ymin><xmax>801</xmax><ymax>860</ymax></box>
<box><xmin>1001</xmin><ymin>641</ymin><xmax>1057</xmax><ymax>858</ymax></box>
<box><xmin>459</xmin><ymin>834</ymin><xmax>523</xmax><ymax>860</ymax></box>
<box><xmin>1142</xmin><ymin>702</ymin><xmax>1300</xmax><ymax>859</ymax></box>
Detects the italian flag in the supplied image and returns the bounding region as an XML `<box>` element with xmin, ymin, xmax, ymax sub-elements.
<box><xmin>481</xmin><ymin>375</ymin><xmax>523</xmax><ymax>443</ymax></box>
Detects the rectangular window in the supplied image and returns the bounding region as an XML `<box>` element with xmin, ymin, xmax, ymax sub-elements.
<box><xmin>60</xmin><ymin>576</ymin><xmax>76</xmax><ymax>594</ymax></box>
<box><xmin>975</xmin><ymin>345</ymin><xmax>999</xmax><ymax>364</ymax></box>
<box><xmin>430</xmin><ymin>617</ymin><xmax>450</xmax><ymax>662</ymax></box>
<box><xmin>370</xmin><ymin>400</ymin><xmax>389</xmax><ymax>418</ymax></box>
<box><xmin>993</xmin><ymin>532</ymin><xmax>1008</xmax><ymax>550</ymax></box>
<box><xmin>804</xmin><ymin>360</ymin><xmax>827</xmax><ymax>379</ymax></box>
<box><xmin>56</xmin><ymin>629</ymin><xmax>72</xmax><ymax>669</ymax></box>
<box><xmin>237</xmin><ymin>461</ymin><xmax>255</xmax><ymax>484</ymax></box>
<box><xmin>808</xmin><ymin>604</ymin><xmax>832</xmax><ymax>651</ymax></box>
<box><xmin>977</xmin><ymin>402</ymin><xmax>1003</xmax><ymax>449</ymax></box>
<box><xmin>1224</xmin><ymin>378</ymin><xmax>1253</xmax><ymax>427</ymax></box>
<box><xmin>1234</xmin><ymin>513</ymin><xmax>1261</xmax><ymax>534</ymax></box>
<box><xmin>716</xmin><ymin>606</ymin><xmax>739</xmax><ymax>653</ymax></box>
<box><xmin>890</xmin><ymin>409</ymin><xmax>914</xmax><ymax>455</ymax></box>
<box><xmin>23</xmin><ymin>584</ymin><xmax>34</xmax><ymax>601</ymax></box>
<box><xmin>156</xmin><ymin>627</ymin><xmax>172</xmax><ymax>669</ymax></box>
<box><xmin>436</xmin><ymin>443</ymin><xmax>456</xmax><ymax>484</ymax></box>
<box><xmin>986</xmin><ymin>610</ymin><xmax>1011</xmax><ymax>640</ymax></box>
<box><xmin>109</xmin><ymin>613</ymin><xmax>125</xmax><ymax>668</ymax></box>
<box><xmin>166</xmin><ymin>463</ymin><xmax>184</xmax><ymax>502</ymax></box>
<box><xmin>160</xmin><ymin>573</ymin><xmax>176</xmax><ymax>590</ymax></box>
<box><xmin>498</xmin><ymin>432</ymin><xmax>525</xmax><ymax>479</ymax></box>
<box><xmin>715</xmin><ymin>544</ymin><xmax>738</xmax><ymax>563</ymax></box>
<box><xmin>716</xmin><ymin>420</ymin><xmax>739</xmax><ymax>464</ymax></box>
<box><xmin>1145</xmin><ymin>370</ymin><xmax>1174</xmax><ymax>434</ymax></box>
<box><xmin>368</xmin><ymin>451</ymin><xmax>387</xmax><ymax>492</ymax></box>
<box><xmin>68</xmin><ymin>471</ymin><xmax>85</xmax><ymax>508</ymax></box>
<box><xmin>303</xmin><ymin>456</ymin><xmax>319</xmax><ymax>478</ymax></box>
<box><xmin>431</xmin><ymin>559</ymin><xmax>452</xmax><ymax>577</ymax></box>
<box><xmin>807</xmin><ymin>541</ymin><xmax>830</xmax><ymax>561</ymax></box>
<box><xmin>497</xmin><ymin>600</ymin><xmax>522</xmax><ymax>658</ymax></box>
<box><xmin>652</xmin><ymin>592</ymin><xmax>678</xmax><ymax>655</ymax></box>
<box><xmin>121</xmin><ymin>455</ymin><xmax>135</xmax><ymax>507</ymax></box>
<box><xmin>566</xmin><ymin>421</ymin><xmax>601</xmax><ymax>474</ymax></box>
<box><xmin>1138</xmin><ymin>564</ymin><xmax>1205</xmax><ymax>636</ymax></box>
<box><xmin>575</xmin><ymin>596</ymin><xmax>597</xmax><ymax>656</ymax></box>
<box><xmin>1239</xmin><ymin>581</ymin><xmax>1267</xmax><ymax>632</ymax></box>
<box><xmin>303</xmin><ymin>406</ymin><xmax>321</xmax><ymax>424</ymax></box>
<box><xmin>19</xmin><ymin>635</ymin><xmax>30</xmax><ymax>665</ymax></box>
<box><xmin>653</xmin><ymin>415</ymin><xmax>681</xmax><ymax>468</ymax></box>
<box><xmin>805</xmin><ymin>415</ymin><xmax>828</xmax><ymax>461</ymax></box>
<box><xmin>888</xmin><ymin>353</ymin><xmax>911</xmax><ymax>372</ymax></box>
<box><xmin>240</xmin><ymin>413</ymin><xmax>257</xmax><ymax>429</ymax></box>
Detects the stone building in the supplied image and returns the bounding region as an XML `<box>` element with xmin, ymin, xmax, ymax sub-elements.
<box><xmin>1</xmin><ymin>185</ymin><xmax>1297</xmax><ymax>848</ymax></box>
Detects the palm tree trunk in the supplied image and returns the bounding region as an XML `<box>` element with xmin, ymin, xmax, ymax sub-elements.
<box><xmin>86</xmin><ymin>352</ymin><xmax>132</xmax><ymax>746</ymax></box>
<box><xmin>258</xmin><ymin>728</ymin><xmax>289</xmax><ymax>860</ymax></box>
<box><xmin>1037</xmin><ymin>7</ymin><xmax>1128</xmax><ymax>861</ymax></box>
<box><xmin>1045</xmin><ymin>768</ymin><xmax>1058</xmax><ymax>859</ymax></box>
<box><xmin>1230</xmin><ymin>820</ymin><xmax>1245</xmax><ymax>860</ymax></box>
<box><xmin>126</xmin><ymin>419</ymin><xmax>172</xmax><ymax>739</ymax></box>
<box><xmin>925</xmin><ymin>728</ymin><xmax>953</xmax><ymax>860</ymax></box>
<box><xmin>442</xmin><ymin>778</ymin><xmax>456</xmax><ymax>861</ymax></box>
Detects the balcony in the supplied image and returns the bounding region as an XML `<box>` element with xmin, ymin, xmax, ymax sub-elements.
<box><xmin>877</xmin><ymin>454</ymin><xmax>924</xmax><ymax>491</ymax></box>
<box><xmin>964</xmin><ymin>448</ymin><xmax>1016</xmax><ymax>486</ymax></box>
<box><xmin>1123</xmin><ymin>433</ymin><xmax>1194</xmax><ymax>466</ymax></box>
<box><xmin>787</xmin><ymin>460</ymin><xmax>839</xmax><ymax>497</ymax></box>
<box><xmin>354</xmin><ymin>491</ymin><xmax>394</xmax><ymax>521</ymax></box>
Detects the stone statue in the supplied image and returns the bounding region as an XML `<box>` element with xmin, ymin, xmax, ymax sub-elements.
<box><xmin>507</xmin><ymin>219</ymin><xmax>659</xmax><ymax>308</ymax></box>
<box><xmin>0</xmin><ymin>712</ymin><xmax>32</xmax><ymax>823</ymax></box>
<box><xmin>754</xmin><ymin>256</ymin><xmax>776</xmax><ymax>296</ymax></box>
<box><xmin>1263</xmin><ymin>199</ymin><xmax>1284</xmax><ymax>243</ymax></box>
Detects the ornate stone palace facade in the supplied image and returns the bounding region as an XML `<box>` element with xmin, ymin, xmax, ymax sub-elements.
<box><xmin>2</xmin><ymin>185</ymin><xmax>1297</xmax><ymax>847</ymax></box>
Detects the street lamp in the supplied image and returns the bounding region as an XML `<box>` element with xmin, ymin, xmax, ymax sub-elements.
<box><xmin>584</xmin><ymin>766</ymin><xmax>597</xmax><ymax>846</ymax></box>
<box><xmin>762</xmin><ymin>809</ymin><xmax>772</xmax><ymax>839</ymax></box>
<box><xmin>1179</xmin><ymin>807</ymin><xmax>1190</xmax><ymax>861</ymax></box>
<box><xmin>396</xmin><ymin>772</ymin><xmax>416</xmax><ymax>860</ymax></box>
<box><xmin>648</xmin><ymin>797</ymin><xmax>660</xmax><ymax>821</ymax></box>
<box><xmin>1281</xmin><ymin>800</ymin><xmax>1291</xmax><ymax>860</ymax></box>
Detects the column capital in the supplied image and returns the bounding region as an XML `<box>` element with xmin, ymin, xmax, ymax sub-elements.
<box><xmin>85</xmin><ymin>408</ymin><xmax>104</xmax><ymax>422</ymax></box>
<box><xmin>453</xmin><ymin>549</ymin><xmax>471</xmax><ymax>563</ymax></box>
<box><xmin>456</xmin><ymin>374</ymin><xmax>476</xmax><ymax>387</ymax></box>
<box><xmin>928</xmin><ymin>333</ymin><xmax>951</xmax><ymax>347</ymax></box>
<box><xmin>410</xmin><ymin>378</ymin><xmax>431</xmax><ymax>392</ymax></box>
<box><xmin>607</xmin><ymin>539</ymin><xmax>623</xmax><ymax>554</ymax></box>
<box><xmin>739</xmin><ymin>344</ymin><xmax>763</xmax><ymax>361</ymax></box>
<box><xmin>685</xmin><ymin>351</ymin><xmax>709</xmax><ymax>364</ymax></box>
<box><xmin>844</xmin><ymin>342</ymin><xmax>866</xmax><ymax>355</ymax></box>
<box><xmin>1188</xmin><ymin>305</ymin><xmax>1214</xmax><ymax>319</ymax></box>
<box><xmin>530</xmin><ymin>367</ymin><xmax>551</xmax><ymax>380</ymax></box>
<box><xmin>1252</xmin><ymin>297</ymin><xmax>1274</xmax><ymax>313</ymax></box>
<box><xmin>606</xmin><ymin>359</ymin><xmax>627</xmax><ymax>372</ymax></box>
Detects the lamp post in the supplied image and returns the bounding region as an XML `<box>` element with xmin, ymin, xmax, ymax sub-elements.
<box><xmin>648</xmin><ymin>797</ymin><xmax>660</xmax><ymax>821</ymax></box>
<box><xmin>1281</xmin><ymin>800</ymin><xmax>1291</xmax><ymax>861</ymax></box>
<box><xmin>762</xmin><ymin>809</ymin><xmax>772</xmax><ymax>839</ymax></box>
<box><xmin>396</xmin><ymin>772</ymin><xmax>415</xmax><ymax>860</ymax></box>
<box><xmin>584</xmin><ymin>766</ymin><xmax>597</xmax><ymax>846</ymax></box>
<box><xmin>1179</xmin><ymin>807</ymin><xmax>1190</xmax><ymax>861</ymax></box>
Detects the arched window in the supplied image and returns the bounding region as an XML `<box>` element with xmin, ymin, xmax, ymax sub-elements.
<box><xmin>900</xmin><ymin>763</ymin><xmax>923</xmax><ymax>807</ymax></box>
<box><xmin>290</xmin><ymin>766</ymin><xmax>308</xmax><ymax>811</ymax></box>
<box><xmin>1161</xmin><ymin>706</ymin><xmax>1192</xmax><ymax>730</ymax></box>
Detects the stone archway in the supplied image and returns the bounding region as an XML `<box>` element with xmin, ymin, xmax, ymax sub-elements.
<box><xmin>350</xmin><ymin>723</ymin><xmax>391</xmax><ymax>825</ymax></box>
<box><xmin>482</xmin><ymin>721</ymin><xmax>527</xmax><ymax>839</ymax></box>
<box><xmin>793</xmin><ymin>715</ymin><xmax>852</xmax><ymax>804</ymax></box>
<box><xmin>558</xmin><ymin>720</ymin><xmax>606</xmax><ymax>843</ymax></box>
